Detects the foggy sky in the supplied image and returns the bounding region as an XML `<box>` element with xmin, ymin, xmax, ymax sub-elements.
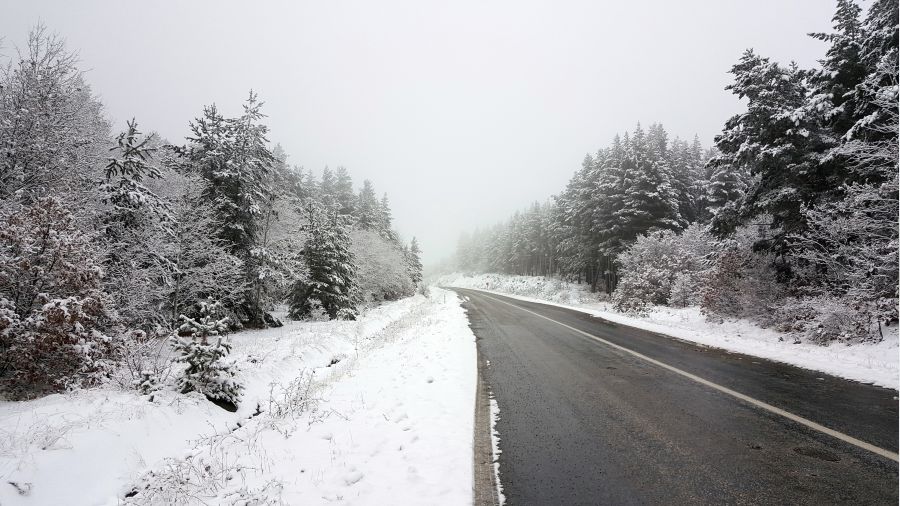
<box><xmin>2</xmin><ymin>1</ymin><xmax>838</xmax><ymax>265</ymax></box>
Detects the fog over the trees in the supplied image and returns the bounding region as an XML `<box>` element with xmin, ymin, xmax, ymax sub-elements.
<box><xmin>1</xmin><ymin>0</ymin><xmax>838</xmax><ymax>264</ymax></box>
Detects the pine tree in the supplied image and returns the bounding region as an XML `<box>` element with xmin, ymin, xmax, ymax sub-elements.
<box><xmin>171</xmin><ymin>299</ymin><xmax>243</xmax><ymax>407</ymax></box>
<box><xmin>334</xmin><ymin>166</ymin><xmax>356</xmax><ymax>217</ymax></box>
<box><xmin>100</xmin><ymin>120</ymin><xmax>172</xmax><ymax>330</ymax></box>
<box><xmin>407</xmin><ymin>237</ymin><xmax>423</xmax><ymax>286</ymax></box>
<box><xmin>101</xmin><ymin>120</ymin><xmax>170</xmax><ymax>253</ymax></box>
<box><xmin>710</xmin><ymin>51</ymin><xmax>831</xmax><ymax>247</ymax></box>
<box><xmin>186</xmin><ymin>92</ymin><xmax>276</xmax><ymax>326</ymax></box>
<box><xmin>377</xmin><ymin>193</ymin><xmax>397</xmax><ymax>241</ymax></box>
<box><xmin>354</xmin><ymin>180</ymin><xmax>380</xmax><ymax>230</ymax></box>
<box><xmin>617</xmin><ymin>124</ymin><xmax>682</xmax><ymax>242</ymax></box>
<box><xmin>320</xmin><ymin>167</ymin><xmax>337</xmax><ymax>209</ymax></box>
<box><xmin>807</xmin><ymin>0</ymin><xmax>866</xmax><ymax>141</ymax></box>
<box><xmin>289</xmin><ymin>202</ymin><xmax>358</xmax><ymax>320</ymax></box>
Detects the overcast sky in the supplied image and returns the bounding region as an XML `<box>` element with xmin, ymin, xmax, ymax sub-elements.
<box><xmin>2</xmin><ymin>1</ymin><xmax>839</xmax><ymax>264</ymax></box>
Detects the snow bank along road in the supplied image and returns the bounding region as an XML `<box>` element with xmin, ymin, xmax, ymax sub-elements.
<box><xmin>452</xmin><ymin>287</ymin><xmax>898</xmax><ymax>505</ymax></box>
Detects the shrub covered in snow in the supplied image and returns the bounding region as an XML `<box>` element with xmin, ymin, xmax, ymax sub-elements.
<box><xmin>700</xmin><ymin>226</ymin><xmax>783</xmax><ymax>323</ymax></box>
<box><xmin>612</xmin><ymin>225</ymin><xmax>717</xmax><ymax>315</ymax></box>
<box><xmin>351</xmin><ymin>229</ymin><xmax>415</xmax><ymax>304</ymax></box>
<box><xmin>0</xmin><ymin>197</ymin><xmax>120</xmax><ymax>399</ymax></box>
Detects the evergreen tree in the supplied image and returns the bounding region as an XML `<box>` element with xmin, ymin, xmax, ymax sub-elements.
<box><xmin>377</xmin><ymin>193</ymin><xmax>397</xmax><ymax>241</ymax></box>
<box><xmin>101</xmin><ymin>120</ymin><xmax>168</xmax><ymax>245</ymax></box>
<box><xmin>334</xmin><ymin>166</ymin><xmax>356</xmax><ymax>217</ymax></box>
<box><xmin>320</xmin><ymin>167</ymin><xmax>337</xmax><ymax>209</ymax></box>
<box><xmin>807</xmin><ymin>0</ymin><xmax>866</xmax><ymax>142</ymax></box>
<box><xmin>354</xmin><ymin>180</ymin><xmax>380</xmax><ymax>230</ymax></box>
<box><xmin>289</xmin><ymin>202</ymin><xmax>358</xmax><ymax>320</ymax></box>
<box><xmin>617</xmin><ymin>124</ymin><xmax>682</xmax><ymax>242</ymax></box>
<box><xmin>407</xmin><ymin>237</ymin><xmax>423</xmax><ymax>286</ymax></box>
<box><xmin>100</xmin><ymin>120</ymin><xmax>171</xmax><ymax>330</ymax></box>
<box><xmin>171</xmin><ymin>299</ymin><xmax>243</xmax><ymax>407</ymax></box>
<box><xmin>186</xmin><ymin>92</ymin><xmax>276</xmax><ymax>326</ymax></box>
<box><xmin>710</xmin><ymin>51</ymin><xmax>830</xmax><ymax>248</ymax></box>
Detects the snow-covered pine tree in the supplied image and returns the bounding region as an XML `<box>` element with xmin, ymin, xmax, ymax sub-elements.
<box><xmin>186</xmin><ymin>92</ymin><xmax>276</xmax><ymax>326</ymax></box>
<box><xmin>101</xmin><ymin>120</ymin><xmax>174</xmax><ymax>332</ymax></box>
<box><xmin>704</xmin><ymin>152</ymin><xmax>750</xmax><ymax>237</ymax></box>
<box><xmin>102</xmin><ymin>120</ymin><xmax>167</xmax><ymax>237</ymax></box>
<box><xmin>616</xmin><ymin>124</ymin><xmax>683</xmax><ymax>242</ymax></box>
<box><xmin>289</xmin><ymin>201</ymin><xmax>359</xmax><ymax>320</ymax></box>
<box><xmin>377</xmin><ymin>193</ymin><xmax>398</xmax><ymax>242</ymax></box>
<box><xmin>171</xmin><ymin>299</ymin><xmax>243</xmax><ymax>407</ymax></box>
<box><xmin>407</xmin><ymin>237</ymin><xmax>423</xmax><ymax>286</ymax></box>
<box><xmin>806</xmin><ymin>0</ymin><xmax>866</xmax><ymax>148</ymax></box>
<box><xmin>334</xmin><ymin>166</ymin><xmax>356</xmax><ymax>217</ymax></box>
<box><xmin>710</xmin><ymin>50</ymin><xmax>833</xmax><ymax>250</ymax></box>
<box><xmin>320</xmin><ymin>167</ymin><xmax>337</xmax><ymax>210</ymax></box>
<box><xmin>354</xmin><ymin>180</ymin><xmax>380</xmax><ymax>230</ymax></box>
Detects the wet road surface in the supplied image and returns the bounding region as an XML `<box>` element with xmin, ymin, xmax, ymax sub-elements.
<box><xmin>453</xmin><ymin>288</ymin><xmax>899</xmax><ymax>506</ymax></box>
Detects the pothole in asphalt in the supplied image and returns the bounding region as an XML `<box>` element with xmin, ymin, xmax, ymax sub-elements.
<box><xmin>793</xmin><ymin>446</ymin><xmax>841</xmax><ymax>462</ymax></box>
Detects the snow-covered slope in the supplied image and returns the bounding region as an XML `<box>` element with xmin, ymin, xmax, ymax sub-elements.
<box><xmin>0</xmin><ymin>289</ymin><xmax>476</xmax><ymax>505</ymax></box>
<box><xmin>440</xmin><ymin>273</ymin><xmax>899</xmax><ymax>389</ymax></box>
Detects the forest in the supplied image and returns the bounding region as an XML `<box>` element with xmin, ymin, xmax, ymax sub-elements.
<box><xmin>455</xmin><ymin>0</ymin><xmax>898</xmax><ymax>344</ymax></box>
<box><xmin>0</xmin><ymin>26</ymin><xmax>423</xmax><ymax>401</ymax></box>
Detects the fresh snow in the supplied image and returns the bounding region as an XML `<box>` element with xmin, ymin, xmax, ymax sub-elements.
<box><xmin>488</xmin><ymin>392</ymin><xmax>505</xmax><ymax>506</ymax></box>
<box><xmin>439</xmin><ymin>273</ymin><xmax>899</xmax><ymax>390</ymax></box>
<box><xmin>0</xmin><ymin>289</ymin><xmax>477</xmax><ymax>505</ymax></box>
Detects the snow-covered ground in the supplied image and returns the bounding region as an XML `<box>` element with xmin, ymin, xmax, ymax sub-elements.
<box><xmin>439</xmin><ymin>273</ymin><xmax>899</xmax><ymax>390</ymax></box>
<box><xmin>0</xmin><ymin>289</ymin><xmax>476</xmax><ymax>505</ymax></box>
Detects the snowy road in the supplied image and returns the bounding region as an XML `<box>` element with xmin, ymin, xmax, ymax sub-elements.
<box><xmin>454</xmin><ymin>288</ymin><xmax>899</xmax><ymax>505</ymax></box>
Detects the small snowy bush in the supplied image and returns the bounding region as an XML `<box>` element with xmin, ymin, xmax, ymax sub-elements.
<box><xmin>170</xmin><ymin>300</ymin><xmax>243</xmax><ymax>406</ymax></box>
<box><xmin>612</xmin><ymin>224</ymin><xmax>717</xmax><ymax>314</ymax></box>
<box><xmin>351</xmin><ymin>229</ymin><xmax>415</xmax><ymax>304</ymax></box>
<box><xmin>772</xmin><ymin>296</ymin><xmax>882</xmax><ymax>344</ymax></box>
<box><xmin>700</xmin><ymin>224</ymin><xmax>783</xmax><ymax>322</ymax></box>
<box><xmin>0</xmin><ymin>198</ymin><xmax>120</xmax><ymax>399</ymax></box>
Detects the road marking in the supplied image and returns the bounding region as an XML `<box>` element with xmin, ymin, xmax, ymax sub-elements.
<box><xmin>466</xmin><ymin>289</ymin><xmax>900</xmax><ymax>463</ymax></box>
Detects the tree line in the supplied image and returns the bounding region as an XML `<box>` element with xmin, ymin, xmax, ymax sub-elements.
<box><xmin>456</xmin><ymin>0</ymin><xmax>897</xmax><ymax>343</ymax></box>
<box><xmin>0</xmin><ymin>26</ymin><xmax>423</xmax><ymax>400</ymax></box>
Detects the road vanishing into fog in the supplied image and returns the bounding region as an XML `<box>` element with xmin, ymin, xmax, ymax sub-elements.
<box><xmin>452</xmin><ymin>288</ymin><xmax>899</xmax><ymax>506</ymax></box>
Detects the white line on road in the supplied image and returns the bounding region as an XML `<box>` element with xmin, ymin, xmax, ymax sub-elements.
<box><xmin>469</xmin><ymin>290</ymin><xmax>900</xmax><ymax>463</ymax></box>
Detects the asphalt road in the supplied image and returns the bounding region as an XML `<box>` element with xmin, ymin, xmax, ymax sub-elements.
<box><xmin>452</xmin><ymin>288</ymin><xmax>899</xmax><ymax>506</ymax></box>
